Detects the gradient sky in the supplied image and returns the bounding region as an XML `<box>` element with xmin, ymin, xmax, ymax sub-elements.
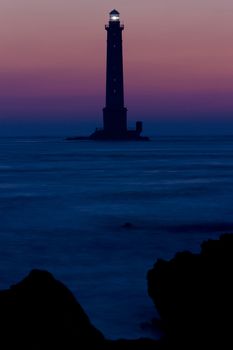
<box><xmin>0</xmin><ymin>0</ymin><xmax>233</xmax><ymax>134</ymax></box>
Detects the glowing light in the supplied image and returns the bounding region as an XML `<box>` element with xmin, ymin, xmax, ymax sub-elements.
<box><xmin>110</xmin><ymin>15</ymin><xmax>120</xmax><ymax>21</ymax></box>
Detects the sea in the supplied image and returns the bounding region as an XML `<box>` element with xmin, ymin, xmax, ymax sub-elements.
<box><xmin>0</xmin><ymin>135</ymin><xmax>233</xmax><ymax>339</ymax></box>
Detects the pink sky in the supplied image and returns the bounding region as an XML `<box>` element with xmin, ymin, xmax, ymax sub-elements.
<box><xmin>0</xmin><ymin>0</ymin><xmax>233</xmax><ymax>122</ymax></box>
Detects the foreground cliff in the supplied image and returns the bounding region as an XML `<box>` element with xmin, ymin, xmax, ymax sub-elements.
<box><xmin>0</xmin><ymin>269</ymin><xmax>157</xmax><ymax>349</ymax></box>
<box><xmin>0</xmin><ymin>269</ymin><xmax>105</xmax><ymax>349</ymax></box>
<box><xmin>147</xmin><ymin>233</ymin><xmax>233</xmax><ymax>348</ymax></box>
<box><xmin>0</xmin><ymin>233</ymin><xmax>232</xmax><ymax>349</ymax></box>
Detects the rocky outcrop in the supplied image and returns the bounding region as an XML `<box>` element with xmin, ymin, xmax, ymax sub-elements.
<box><xmin>2</xmin><ymin>233</ymin><xmax>232</xmax><ymax>349</ymax></box>
<box><xmin>147</xmin><ymin>233</ymin><xmax>233</xmax><ymax>348</ymax></box>
<box><xmin>0</xmin><ymin>269</ymin><xmax>104</xmax><ymax>349</ymax></box>
<box><xmin>0</xmin><ymin>269</ymin><xmax>159</xmax><ymax>350</ymax></box>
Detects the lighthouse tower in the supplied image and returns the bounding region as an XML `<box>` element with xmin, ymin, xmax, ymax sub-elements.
<box><xmin>103</xmin><ymin>9</ymin><xmax>127</xmax><ymax>138</ymax></box>
<box><xmin>67</xmin><ymin>10</ymin><xmax>149</xmax><ymax>141</ymax></box>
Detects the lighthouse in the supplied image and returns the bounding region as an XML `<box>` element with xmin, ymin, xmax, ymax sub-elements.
<box><xmin>67</xmin><ymin>10</ymin><xmax>149</xmax><ymax>141</ymax></box>
<box><xmin>103</xmin><ymin>9</ymin><xmax>127</xmax><ymax>138</ymax></box>
<box><xmin>89</xmin><ymin>9</ymin><xmax>149</xmax><ymax>141</ymax></box>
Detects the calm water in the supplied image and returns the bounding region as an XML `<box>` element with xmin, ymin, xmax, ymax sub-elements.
<box><xmin>0</xmin><ymin>135</ymin><xmax>233</xmax><ymax>339</ymax></box>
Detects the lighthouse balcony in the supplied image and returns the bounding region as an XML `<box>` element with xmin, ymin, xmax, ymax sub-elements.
<box><xmin>105</xmin><ymin>24</ymin><xmax>124</xmax><ymax>30</ymax></box>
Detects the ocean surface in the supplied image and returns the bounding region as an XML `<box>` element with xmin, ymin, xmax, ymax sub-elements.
<box><xmin>0</xmin><ymin>135</ymin><xmax>233</xmax><ymax>339</ymax></box>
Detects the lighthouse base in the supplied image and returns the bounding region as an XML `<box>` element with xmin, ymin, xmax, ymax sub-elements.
<box><xmin>66</xmin><ymin>124</ymin><xmax>149</xmax><ymax>141</ymax></box>
<box><xmin>66</xmin><ymin>131</ymin><xmax>149</xmax><ymax>141</ymax></box>
<box><xmin>89</xmin><ymin>129</ymin><xmax>149</xmax><ymax>141</ymax></box>
<box><xmin>66</xmin><ymin>120</ymin><xmax>149</xmax><ymax>141</ymax></box>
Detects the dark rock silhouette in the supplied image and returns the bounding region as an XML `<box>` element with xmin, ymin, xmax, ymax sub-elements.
<box><xmin>0</xmin><ymin>269</ymin><xmax>104</xmax><ymax>349</ymax></box>
<box><xmin>0</xmin><ymin>269</ymin><xmax>158</xmax><ymax>350</ymax></box>
<box><xmin>121</xmin><ymin>222</ymin><xmax>134</xmax><ymax>229</ymax></box>
<box><xmin>1</xmin><ymin>234</ymin><xmax>232</xmax><ymax>349</ymax></box>
<box><xmin>147</xmin><ymin>233</ymin><xmax>233</xmax><ymax>348</ymax></box>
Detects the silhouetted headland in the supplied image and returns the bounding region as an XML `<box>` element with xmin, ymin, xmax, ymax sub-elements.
<box><xmin>1</xmin><ymin>233</ymin><xmax>233</xmax><ymax>349</ymax></box>
<box><xmin>66</xmin><ymin>10</ymin><xmax>149</xmax><ymax>142</ymax></box>
<box><xmin>147</xmin><ymin>233</ymin><xmax>233</xmax><ymax>349</ymax></box>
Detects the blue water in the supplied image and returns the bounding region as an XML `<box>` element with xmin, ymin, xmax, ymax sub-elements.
<box><xmin>0</xmin><ymin>135</ymin><xmax>233</xmax><ymax>339</ymax></box>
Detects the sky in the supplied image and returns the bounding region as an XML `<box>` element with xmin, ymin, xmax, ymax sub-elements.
<box><xmin>0</xmin><ymin>0</ymin><xmax>233</xmax><ymax>135</ymax></box>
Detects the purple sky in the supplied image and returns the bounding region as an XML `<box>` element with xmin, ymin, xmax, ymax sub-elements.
<box><xmin>0</xmin><ymin>0</ymin><xmax>233</xmax><ymax>134</ymax></box>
